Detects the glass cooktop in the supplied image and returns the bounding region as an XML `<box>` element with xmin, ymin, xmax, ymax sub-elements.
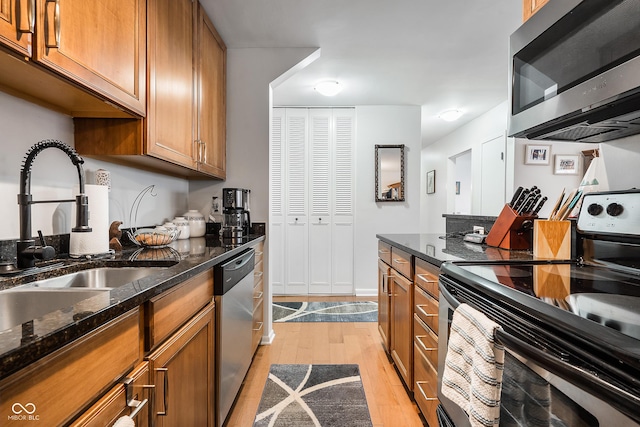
<box><xmin>456</xmin><ymin>263</ymin><xmax>640</xmax><ymax>341</ymax></box>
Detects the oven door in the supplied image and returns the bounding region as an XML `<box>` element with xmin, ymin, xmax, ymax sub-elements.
<box><xmin>437</xmin><ymin>277</ymin><xmax>640</xmax><ymax>427</ymax></box>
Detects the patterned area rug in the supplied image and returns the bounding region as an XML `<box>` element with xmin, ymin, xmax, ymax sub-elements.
<box><xmin>253</xmin><ymin>364</ymin><xmax>373</xmax><ymax>427</ymax></box>
<box><xmin>273</xmin><ymin>301</ymin><xmax>378</xmax><ymax>322</ymax></box>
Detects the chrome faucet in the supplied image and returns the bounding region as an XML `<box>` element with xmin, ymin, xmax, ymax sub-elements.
<box><xmin>17</xmin><ymin>140</ymin><xmax>92</xmax><ymax>269</ymax></box>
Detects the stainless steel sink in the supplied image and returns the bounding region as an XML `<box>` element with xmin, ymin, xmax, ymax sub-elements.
<box><xmin>0</xmin><ymin>288</ymin><xmax>111</xmax><ymax>331</ymax></box>
<box><xmin>26</xmin><ymin>267</ymin><xmax>163</xmax><ymax>289</ymax></box>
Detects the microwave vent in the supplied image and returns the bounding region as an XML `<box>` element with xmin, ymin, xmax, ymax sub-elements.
<box><xmin>541</xmin><ymin>124</ymin><xmax>623</xmax><ymax>141</ymax></box>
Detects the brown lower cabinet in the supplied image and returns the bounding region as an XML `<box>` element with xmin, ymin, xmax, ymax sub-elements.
<box><xmin>147</xmin><ymin>303</ymin><xmax>215</xmax><ymax>427</ymax></box>
<box><xmin>378</xmin><ymin>240</ymin><xmax>443</xmax><ymax>426</ymax></box>
<box><xmin>390</xmin><ymin>271</ymin><xmax>414</xmax><ymax>390</ymax></box>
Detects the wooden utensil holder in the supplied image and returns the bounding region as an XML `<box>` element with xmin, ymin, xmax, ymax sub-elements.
<box><xmin>533</xmin><ymin>220</ymin><xmax>571</xmax><ymax>259</ymax></box>
<box><xmin>485</xmin><ymin>204</ymin><xmax>536</xmax><ymax>250</ymax></box>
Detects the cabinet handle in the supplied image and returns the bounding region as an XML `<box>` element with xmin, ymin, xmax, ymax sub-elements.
<box><xmin>129</xmin><ymin>398</ymin><xmax>149</xmax><ymax>419</ymax></box>
<box><xmin>254</xmin><ymin>271</ymin><xmax>264</xmax><ymax>279</ymax></box>
<box><xmin>155</xmin><ymin>367</ymin><xmax>169</xmax><ymax>416</ymax></box>
<box><xmin>45</xmin><ymin>0</ymin><xmax>60</xmax><ymax>49</ymax></box>
<box><xmin>254</xmin><ymin>291</ymin><xmax>263</xmax><ymax>299</ymax></box>
<box><xmin>378</xmin><ymin>249</ymin><xmax>390</xmax><ymax>254</ymax></box>
<box><xmin>256</xmin><ymin>251</ymin><xmax>264</xmax><ymax>256</ymax></box>
<box><xmin>17</xmin><ymin>0</ymin><xmax>35</xmax><ymax>33</ymax></box>
<box><xmin>254</xmin><ymin>321</ymin><xmax>264</xmax><ymax>332</ymax></box>
<box><xmin>416</xmin><ymin>304</ymin><xmax>437</xmax><ymax>319</ymax></box>
<box><xmin>415</xmin><ymin>335</ymin><xmax>437</xmax><ymax>353</ymax></box>
<box><xmin>416</xmin><ymin>273</ymin><xmax>436</xmax><ymax>283</ymax></box>
<box><xmin>415</xmin><ymin>381</ymin><xmax>438</xmax><ymax>402</ymax></box>
<box><xmin>392</xmin><ymin>258</ymin><xmax>408</xmax><ymax>265</ymax></box>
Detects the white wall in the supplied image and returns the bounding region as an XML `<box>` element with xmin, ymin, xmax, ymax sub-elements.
<box><xmin>0</xmin><ymin>91</ymin><xmax>188</xmax><ymax>241</ymax></box>
<box><xmin>354</xmin><ymin>105</ymin><xmax>421</xmax><ymax>295</ymax></box>
<box><xmin>420</xmin><ymin>102</ymin><xmax>511</xmax><ymax>234</ymax></box>
<box><xmin>599</xmin><ymin>136</ymin><xmax>640</xmax><ymax>191</ymax></box>
<box><xmin>513</xmin><ymin>139</ymin><xmax>596</xmax><ymax>218</ymax></box>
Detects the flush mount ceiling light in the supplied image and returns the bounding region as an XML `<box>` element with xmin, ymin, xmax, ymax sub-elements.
<box><xmin>314</xmin><ymin>80</ymin><xmax>342</xmax><ymax>96</ymax></box>
<box><xmin>438</xmin><ymin>109</ymin><xmax>463</xmax><ymax>122</ymax></box>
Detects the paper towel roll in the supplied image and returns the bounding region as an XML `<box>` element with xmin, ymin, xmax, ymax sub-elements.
<box><xmin>70</xmin><ymin>184</ymin><xmax>110</xmax><ymax>257</ymax></box>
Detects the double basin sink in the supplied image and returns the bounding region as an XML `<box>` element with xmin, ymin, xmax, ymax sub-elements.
<box><xmin>0</xmin><ymin>266</ymin><xmax>166</xmax><ymax>331</ymax></box>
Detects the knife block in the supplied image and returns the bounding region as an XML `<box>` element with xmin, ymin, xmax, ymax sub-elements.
<box><xmin>485</xmin><ymin>204</ymin><xmax>537</xmax><ymax>250</ymax></box>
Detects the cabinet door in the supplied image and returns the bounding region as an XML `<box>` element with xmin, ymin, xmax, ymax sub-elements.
<box><xmin>0</xmin><ymin>0</ymin><xmax>32</xmax><ymax>56</ymax></box>
<box><xmin>390</xmin><ymin>271</ymin><xmax>413</xmax><ymax>390</ymax></box>
<box><xmin>147</xmin><ymin>303</ymin><xmax>214</xmax><ymax>427</ymax></box>
<box><xmin>196</xmin><ymin>4</ymin><xmax>226</xmax><ymax>178</ymax></box>
<box><xmin>147</xmin><ymin>0</ymin><xmax>196</xmax><ymax>168</ymax></box>
<box><xmin>35</xmin><ymin>0</ymin><xmax>145</xmax><ymax>115</ymax></box>
<box><xmin>378</xmin><ymin>259</ymin><xmax>391</xmax><ymax>353</ymax></box>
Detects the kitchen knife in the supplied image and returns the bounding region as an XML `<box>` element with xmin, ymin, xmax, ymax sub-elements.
<box><xmin>532</xmin><ymin>196</ymin><xmax>548</xmax><ymax>215</ymax></box>
<box><xmin>512</xmin><ymin>188</ymin><xmax>530</xmax><ymax>212</ymax></box>
<box><xmin>520</xmin><ymin>190</ymin><xmax>541</xmax><ymax>214</ymax></box>
<box><xmin>509</xmin><ymin>186</ymin><xmax>524</xmax><ymax>207</ymax></box>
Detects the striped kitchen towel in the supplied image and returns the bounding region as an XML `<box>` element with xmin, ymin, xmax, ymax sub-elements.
<box><xmin>441</xmin><ymin>303</ymin><xmax>505</xmax><ymax>427</ymax></box>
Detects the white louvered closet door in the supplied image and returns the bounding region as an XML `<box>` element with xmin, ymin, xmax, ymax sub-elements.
<box><xmin>269</xmin><ymin>108</ymin><xmax>285</xmax><ymax>295</ymax></box>
<box><xmin>331</xmin><ymin>109</ymin><xmax>355</xmax><ymax>294</ymax></box>
<box><xmin>284</xmin><ymin>109</ymin><xmax>309</xmax><ymax>294</ymax></box>
<box><xmin>308</xmin><ymin>109</ymin><xmax>332</xmax><ymax>294</ymax></box>
<box><xmin>270</xmin><ymin>107</ymin><xmax>354</xmax><ymax>295</ymax></box>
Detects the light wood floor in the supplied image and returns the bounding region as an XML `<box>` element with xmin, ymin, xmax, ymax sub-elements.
<box><xmin>225</xmin><ymin>296</ymin><xmax>426</xmax><ymax>427</ymax></box>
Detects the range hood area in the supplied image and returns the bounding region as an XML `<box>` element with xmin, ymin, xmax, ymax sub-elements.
<box><xmin>512</xmin><ymin>90</ymin><xmax>640</xmax><ymax>143</ymax></box>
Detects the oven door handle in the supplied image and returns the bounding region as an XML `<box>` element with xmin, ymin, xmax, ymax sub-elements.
<box><xmin>439</xmin><ymin>279</ymin><xmax>460</xmax><ymax>310</ymax></box>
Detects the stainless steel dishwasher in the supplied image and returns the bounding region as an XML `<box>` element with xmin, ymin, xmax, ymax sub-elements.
<box><xmin>214</xmin><ymin>248</ymin><xmax>255</xmax><ymax>427</ymax></box>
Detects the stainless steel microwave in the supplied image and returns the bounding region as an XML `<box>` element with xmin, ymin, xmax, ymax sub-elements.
<box><xmin>508</xmin><ymin>0</ymin><xmax>640</xmax><ymax>143</ymax></box>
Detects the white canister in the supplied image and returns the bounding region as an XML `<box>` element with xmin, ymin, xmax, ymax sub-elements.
<box><xmin>183</xmin><ymin>210</ymin><xmax>206</xmax><ymax>237</ymax></box>
<box><xmin>173</xmin><ymin>216</ymin><xmax>190</xmax><ymax>239</ymax></box>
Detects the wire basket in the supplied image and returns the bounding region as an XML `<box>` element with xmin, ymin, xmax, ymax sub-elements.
<box><xmin>126</xmin><ymin>185</ymin><xmax>179</xmax><ymax>248</ymax></box>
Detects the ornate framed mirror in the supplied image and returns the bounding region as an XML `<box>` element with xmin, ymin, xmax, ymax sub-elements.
<box><xmin>375</xmin><ymin>144</ymin><xmax>405</xmax><ymax>202</ymax></box>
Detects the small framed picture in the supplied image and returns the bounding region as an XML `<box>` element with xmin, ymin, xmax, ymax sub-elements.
<box><xmin>426</xmin><ymin>170</ymin><xmax>436</xmax><ymax>194</ymax></box>
<box><xmin>554</xmin><ymin>154</ymin><xmax>580</xmax><ymax>175</ymax></box>
<box><xmin>525</xmin><ymin>144</ymin><xmax>551</xmax><ymax>165</ymax></box>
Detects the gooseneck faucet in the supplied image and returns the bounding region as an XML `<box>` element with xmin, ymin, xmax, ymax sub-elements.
<box><xmin>17</xmin><ymin>140</ymin><xmax>92</xmax><ymax>269</ymax></box>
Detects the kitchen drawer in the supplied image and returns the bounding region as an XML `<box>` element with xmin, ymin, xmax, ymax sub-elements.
<box><xmin>70</xmin><ymin>362</ymin><xmax>151</xmax><ymax>427</ymax></box>
<box><xmin>391</xmin><ymin>246</ymin><xmax>413</xmax><ymax>280</ymax></box>
<box><xmin>415</xmin><ymin>284</ymin><xmax>438</xmax><ymax>333</ymax></box>
<box><xmin>254</xmin><ymin>265</ymin><xmax>264</xmax><ymax>288</ymax></box>
<box><xmin>0</xmin><ymin>309</ymin><xmax>140</xmax><ymax>426</ymax></box>
<box><xmin>252</xmin><ymin>298</ymin><xmax>264</xmax><ymax>353</ymax></box>
<box><xmin>414</xmin><ymin>314</ymin><xmax>438</xmax><ymax>369</ymax></box>
<box><xmin>253</xmin><ymin>241</ymin><xmax>264</xmax><ymax>265</ymax></box>
<box><xmin>378</xmin><ymin>240</ymin><xmax>391</xmax><ymax>265</ymax></box>
<box><xmin>415</xmin><ymin>257</ymin><xmax>439</xmax><ymax>299</ymax></box>
<box><xmin>253</xmin><ymin>277</ymin><xmax>264</xmax><ymax>312</ymax></box>
<box><xmin>145</xmin><ymin>270</ymin><xmax>214</xmax><ymax>350</ymax></box>
<box><xmin>414</xmin><ymin>341</ymin><xmax>439</xmax><ymax>427</ymax></box>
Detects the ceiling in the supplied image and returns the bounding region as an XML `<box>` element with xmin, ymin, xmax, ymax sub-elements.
<box><xmin>200</xmin><ymin>0</ymin><xmax>522</xmax><ymax>145</ymax></box>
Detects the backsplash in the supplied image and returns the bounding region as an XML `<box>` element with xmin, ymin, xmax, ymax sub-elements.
<box><xmin>442</xmin><ymin>214</ymin><xmax>496</xmax><ymax>236</ymax></box>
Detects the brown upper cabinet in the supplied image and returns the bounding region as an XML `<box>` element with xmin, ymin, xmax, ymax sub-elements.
<box><xmin>523</xmin><ymin>0</ymin><xmax>550</xmax><ymax>21</ymax></box>
<box><xmin>0</xmin><ymin>0</ymin><xmax>145</xmax><ymax>117</ymax></box>
<box><xmin>74</xmin><ymin>0</ymin><xmax>227</xmax><ymax>179</ymax></box>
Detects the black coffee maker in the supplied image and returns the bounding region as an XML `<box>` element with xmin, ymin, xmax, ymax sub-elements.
<box><xmin>220</xmin><ymin>188</ymin><xmax>251</xmax><ymax>239</ymax></box>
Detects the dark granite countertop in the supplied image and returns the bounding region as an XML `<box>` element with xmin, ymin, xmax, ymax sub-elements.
<box><xmin>0</xmin><ymin>234</ymin><xmax>264</xmax><ymax>380</ymax></box>
<box><xmin>376</xmin><ymin>233</ymin><xmax>534</xmax><ymax>266</ymax></box>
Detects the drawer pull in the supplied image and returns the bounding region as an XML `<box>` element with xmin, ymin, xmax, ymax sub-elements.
<box><xmin>254</xmin><ymin>291</ymin><xmax>264</xmax><ymax>299</ymax></box>
<box><xmin>45</xmin><ymin>0</ymin><xmax>61</xmax><ymax>48</ymax></box>
<box><xmin>378</xmin><ymin>249</ymin><xmax>390</xmax><ymax>254</ymax></box>
<box><xmin>416</xmin><ymin>273</ymin><xmax>436</xmax><ymax>283</ymax></box>
<box><xmin>392</xmin><ymin>258</ymin><xmax>409</xmax><ymax>265</ymax></box>
<box><xmin>254</xmin><ymin>271</ymin><xmax>264</xmax><ymax>278</ymax></box>
<box><xmin>416</xmin><ymin>304</ymin><xmax>437</xmax><ymax>318</ymax></box>
<box><xmin>254</xmin><ymin>321</ymin><xmax>264</xmax><ymax>332</ymax></box>
<box><xmin>415</xmin><ymin>381</ymin><xmax>438</xmax><ymax>402</ymax></box>
<box><xmin>155</xmin><ymin>367</ymin><xmax>169</xmax><ymax>416</ymax></box>
<box><xmin>129</xmin><ymin>398</ymin><xmax>148</xmax><ymax>419</ymax></box>
<box><xmin>256</xmin><ymin>251</ymin><xmax>264</xmax><ymax>256</ymax></box>
<box><xmin>415</xmin><ymin>335</ymin><xmax>437</xmax><ymax>353</ymax></box>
